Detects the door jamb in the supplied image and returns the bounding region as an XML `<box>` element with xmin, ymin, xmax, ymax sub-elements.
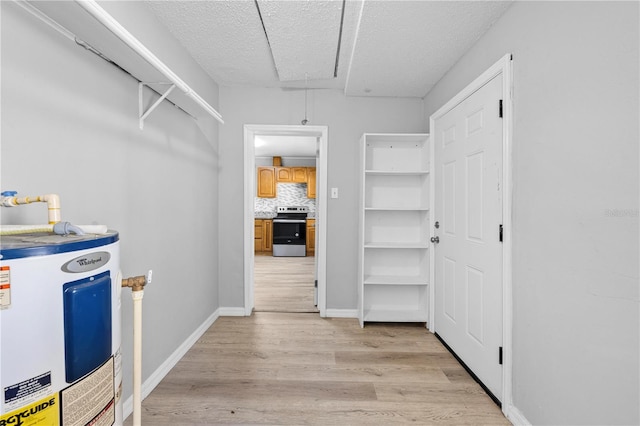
<box><xmin>243</xmin><ymin>124</ymin><xmax>328</xmax><ymax>317</ymax></box>
<box><xmin>427</xmin><ymin>54</ymin><xmax>513</xmax><ymax>416</ymax></box>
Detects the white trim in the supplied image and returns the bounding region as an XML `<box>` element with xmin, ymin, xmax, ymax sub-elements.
<box><xmin>325</xmin><ymin>308</ymin><xmax>358</xmax><ymax>318</ymax></box>
<box><xmin>244</xmin><ymin>125</ymin><xmax>328</xmax><ymax>317</ymax></box>
<box><xmin>218</xmin><ymin>307</ymin><xmax>248</xmax><ymax>317</ymax></box>
<box><xmin>122</xmin><ymin>309</ymin><xmax>220</xmax><ymax>420</ymax></box>
<box><xmin>505</xmin><ymin>406</ymin><xmax>532</xmax><ymax>426</ymax></box>
<box><xmin>428</xmin><ymin>54</ymin><xmax>513</xmax><ymax>415</ymax></box>
<box><xmin>501</xmin><ymin>53</ymin><xmax>515</xmax><ymax>420</ymax></box>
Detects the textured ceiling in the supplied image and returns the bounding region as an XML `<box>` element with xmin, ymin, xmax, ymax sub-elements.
<box><xmin>144</xmin><ymin>0</ymin><xmax>512</xmax><ymax>98</ymax></box>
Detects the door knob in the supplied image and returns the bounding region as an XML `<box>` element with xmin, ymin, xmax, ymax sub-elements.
<box><xmin>430</xmin><ymin>236</ymin><xmax>440</xmax><ymax>244</ymax></box>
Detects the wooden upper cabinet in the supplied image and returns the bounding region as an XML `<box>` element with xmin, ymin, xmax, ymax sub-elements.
<box><xmin>276</xmin><ymin>167</ymin><xmax>307</xmax><ymax>183</ymax></box>
<box><xmin>257</xmin><ymin>167</ymin><xmax>276</xmax><ymax>198</ymax></box>
<box><xmin>276</xmin><ymin>167</ymin><xmax>292</xmax><ymax>182</ymax></box>
<box><xmin>263</xmin><ymin>166</ymin><xmax>315</xmax><ymax>197</ymax></box>
<box><xmin>307</xmin><ymin>167</ymin><xmax>316</xmax><ymax>199</ymax></box>
<box><xmin>291</xmin><ymin>167</ymin><xmax>307</xmax><ymax>183</ymax></box>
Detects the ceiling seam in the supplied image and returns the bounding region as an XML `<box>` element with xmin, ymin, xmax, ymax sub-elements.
<box><xmin>253</xmin><ymin>0</ymin><xmax>281</xmax><ymax>80</ymax></box>
<box><xmin>333</xmin><ymin>0</ymin><xmax>347</xmax><ymax>78</ymax></box>
<box><xmin>343</xmin><ymin>0</ymin><xmax>366</xmax><ymax>95</ymax></box>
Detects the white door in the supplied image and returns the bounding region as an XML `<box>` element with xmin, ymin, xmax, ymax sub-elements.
<box><xmin>433</xmin><ymin>73</ymin><xmax>504</xmax><ymax>400</ymax></box>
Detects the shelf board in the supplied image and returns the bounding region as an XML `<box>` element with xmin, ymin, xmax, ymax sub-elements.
<box><xmin>364</xmin><ymin>242</ymin><xmax>429</xmax><ymax>249</ymax></box>
<box><xmin>363</xmin><ymin>275</ymin><xmax>428</xmax><ymax>286</ymax></box>
<box><xmin>365</xmin><ymin>170</ymin><xmax>429</xmax><ymax>176</ymax></box>
<box><xmin>363</xmin><ymin>309</ymin><xmax>428</xmax><ymax>323</ymax></box>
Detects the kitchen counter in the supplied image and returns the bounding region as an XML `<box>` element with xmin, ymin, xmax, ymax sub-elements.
<box><xmin>254</xmin><ymin>211</ymin><xmax>315</xmax><ymax>219</ymax></box>
<box><xmin>255</xmin><ymin>211</ymin><xmax>277</xmax><ymax>219</ymax></box>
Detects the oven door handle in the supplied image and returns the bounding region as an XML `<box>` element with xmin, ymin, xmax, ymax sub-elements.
<box><xmin>273</xmin><ymin>219</ymin><xmax>307</xmax><ymax>223</ymax></box>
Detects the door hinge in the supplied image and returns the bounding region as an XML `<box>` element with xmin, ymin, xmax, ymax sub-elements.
<box><xmin>499</xmin><ymin>346</ymin><xmax>503</xmax><ymax>365</ymax></box>
<box><xmin>499</xmin><ymin>99</ymin><xmax>503</xmax><ymax>118</ymax></box>
<box><xmin>499</xmin><ymin>224</ymin><xmax>503</xmax><ymax>242</ymax></box>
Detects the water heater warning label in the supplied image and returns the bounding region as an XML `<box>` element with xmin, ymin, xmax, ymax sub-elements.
<box><xmin>4</xmin><ymin>371</ymin><xmax>52</xmax><ymax>411</ymax></box>
<box><xmin>0</xmin><ymin>266</ymin><xmax>10</xmax><ymax>309</ymax></box>
<box><xmin>60</xmin><ymin>357</ymin><xmax>114</xmax><ymax>426</ymax></box>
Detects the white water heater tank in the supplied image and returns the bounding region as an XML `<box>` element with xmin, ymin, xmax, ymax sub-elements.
<box><xmin>0</xmin><ymin>231</ymin><xmax>122</xmax><ymax>426</ymax></box>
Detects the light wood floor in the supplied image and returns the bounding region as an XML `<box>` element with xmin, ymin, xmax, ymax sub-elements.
<box><xmin>254</xmin><ymin>254</ymin><xmax>318</xmax><ymax>313</ymax></box>
<box><xmin>126</xmin><ymin>313</ymin><xmax>508</xmax><ymax>425</ymax></box>
<box><xmin>125</xmin><ymin>255</ymin><xmax>508</xmax><ymax>425</ymax></box>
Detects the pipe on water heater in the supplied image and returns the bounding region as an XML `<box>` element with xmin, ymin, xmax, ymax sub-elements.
<box><xmin>121</xmin><ymin>270</ymin><xmax>152</xmax><ymax>426</ymax></box>
<box><xmin>1</xmin><ymin>192</ymin><xmax>61</xmax><ymax>224</ymax></box>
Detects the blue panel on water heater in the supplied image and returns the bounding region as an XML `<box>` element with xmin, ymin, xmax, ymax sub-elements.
<box><xmin>63</xmin><ymin>271</ymin><xmax>112</xmax><ymax>383</ymax></box>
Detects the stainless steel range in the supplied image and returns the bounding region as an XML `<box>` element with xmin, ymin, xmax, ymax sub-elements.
<box><xmin>272</xmin><ymin>206</ymin><xmax>308</xmax><ymax>257</ymax></box>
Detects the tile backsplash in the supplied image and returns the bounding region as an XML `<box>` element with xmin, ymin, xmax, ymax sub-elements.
<box><xmin>255</xmin><ymin>183</ymin><xmax>315</xmax><ymax>215</ymax></box>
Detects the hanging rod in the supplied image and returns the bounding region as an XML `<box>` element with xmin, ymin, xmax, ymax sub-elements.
<box><xmin>14</xmin><ymin>0</ymin><xmax>194</xmax><ymax>121</ymax></box>
<box><xmin>75</xmin><ymin>0</ymin><xmax>224</xmax><ymax>125</ymax></box>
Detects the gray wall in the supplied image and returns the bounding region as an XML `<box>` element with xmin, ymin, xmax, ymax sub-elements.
<box><xmin>423</xmin><ymin>2</ymin><xmax>639</xmax><ymax>424</ymax></box>
<box><xmin>218</xmin><ymin>88</ymin><xmax>425</xmax><ymax>310</ymax></box>
<box><xmin>1</xmin><ymin>1</ymin><xmax>221</xmax><ymax>405</ymax></box>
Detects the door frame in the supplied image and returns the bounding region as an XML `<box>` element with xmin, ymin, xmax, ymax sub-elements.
<box><xmin>243</xmin><ymin>124</ymin><xmax>328</xmax><ymax>317</ymax></box>
<box><xmin>428</xmin><ymin>54</ymin><xmax>513</xmax><ymax>415</ymax></box>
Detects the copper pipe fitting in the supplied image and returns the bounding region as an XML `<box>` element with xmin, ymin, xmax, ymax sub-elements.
<box><xmin>122</xmin><ymin>275</ymin><xmax>147</xmax><ymax>292</ymax></box>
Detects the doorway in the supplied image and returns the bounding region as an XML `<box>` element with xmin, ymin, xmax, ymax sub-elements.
<box><xmin>428</xmin><ymin>54</ymin><xmax>513</xmax><ymax>411</ymax></box>
<box><xmin>243</xmin><ymin>125</ymin><xmax>328</xmax><ymax>316</ymax></box>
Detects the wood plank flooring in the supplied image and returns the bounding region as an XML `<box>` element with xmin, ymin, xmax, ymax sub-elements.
<box><xmin>126</xmin><ymin>312</ymin><xmax>509</xmax><ymax>425</ymax></box>
<box><xmin>125</xmin><ymin>256</ymin><xmax>508</xmax><ymax>424</ymax></box>
<box><xmin>253</xmin><ymin>254</ymin><xmax>318</xmax><ymax>313</ymax></box>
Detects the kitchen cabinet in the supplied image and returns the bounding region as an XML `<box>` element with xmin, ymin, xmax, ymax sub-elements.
<box><xmin>263</xmin><ymin>219</ymin><xmax>272</xmax><ymax>252</ymax></box>
<box><xmin>275</xmin><ymin>167</ymin><xmax>292</xmax><ymax>182</ymax></box>
<box><xmin>254</xmin><ymin>219</ymin><xmax>263</xmax><ymax>252</ymax></box>
<box><xmin>358</xmin><ymin>133</ymin><xmax>431</xmax><ymax>326</ymax></box>
<box><xmin>254</xmin><ymin>219</ymin><xmax>273</xmax><ymax>253</ymax></box>
<box><xmin>291</xmin><ymin>167</ymin><xmax>308</xmax><ymax>183</ymax></box>
<box><xmin>276</xmin><ymin>167</ymin><xmax>307</xmax><ymax>183</ymax></box>
<box><xmin>306</xmin><ymin>219</ymin><xmax>315</xmax><ymax>255</ymax></box>
<box><xmin>306</xmin><ymin>167</ymin><xmax>316</xmax><ymax>199</ymax></box>
<box><xmin>257</xmin><ymin>167</ymin><xmax>276</xmax><ymax>198</ymax></box>
<box><xmin>259</xmin><ymin>166</ymin><xmax>316</xmax><ymax>198</ymax></box>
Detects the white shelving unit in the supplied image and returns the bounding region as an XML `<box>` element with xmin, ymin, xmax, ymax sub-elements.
<box><xmin>358</xmin><ymin>133</ymin><xmax>431</xmax><ymax>326</ymax></box>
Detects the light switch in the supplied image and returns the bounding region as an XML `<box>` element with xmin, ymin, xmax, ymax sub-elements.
<box><xmin>331</xmin><ymin>187</ymin><xmax>339</xmax><ymax>198</ymax></box>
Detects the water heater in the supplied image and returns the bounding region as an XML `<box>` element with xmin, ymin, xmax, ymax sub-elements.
<box><xmin>0</xmin><ymin>231</ymin><xmax>122</xmax><ymax>426</ymax></box>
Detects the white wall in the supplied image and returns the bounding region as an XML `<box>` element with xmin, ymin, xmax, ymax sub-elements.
<box><xmin>218</xmin><ymin>88</ymin><xmax>425</xmax><ymax>310</ymax></box>
<box><xmin>1</xmin><ymin>1</ymin><xmax>221</xmax><ymax>408</ymax></box>
<box><xmin>423</xmin><ymin>2</ymin><xmax>639</xmax><ymax>424</ymax></box>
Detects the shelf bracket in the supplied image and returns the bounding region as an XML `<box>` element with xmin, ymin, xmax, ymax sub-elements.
<box><xmin>138</xmin><ymin>82</ymin><xmax>176</xmax><ymax>130</ymax></box>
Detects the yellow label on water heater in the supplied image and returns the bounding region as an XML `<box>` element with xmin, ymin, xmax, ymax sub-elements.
<box><xmin>0</xmin><ymin>394</ymin><xmax>59</xmax><ymax>426</ymax></box>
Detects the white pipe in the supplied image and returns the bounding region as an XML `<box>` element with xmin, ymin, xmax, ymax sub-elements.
<box><xmin>1</xmin><ymin>193</ymin><xmax>61</xmax><ymax>224</ymax></box>
<box><xmin>75</xmin><ymin>0</ymin><xmax>224</xmax><ymax>124</ymax></box>
<box><xmin>132</xmin><ymin>289</ymin><xmax>144</xmax><ymax>426</ymax></box>
<box><xmin>77</xmin><ymin>224</ymin><xmax>109</xmax><ymax>234</ymax></box>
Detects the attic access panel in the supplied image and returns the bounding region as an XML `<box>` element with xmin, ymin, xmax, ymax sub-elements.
<box><xmin>256</xmin><ymin>0</ymin><xmax>344</xmax><ymax>82</ymax></box>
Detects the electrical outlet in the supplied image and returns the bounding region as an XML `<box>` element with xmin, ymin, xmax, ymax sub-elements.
<box><xmin>331</xmin><ymin>187</ymin><xmax>339</xmax><ymax>199</ymax></box>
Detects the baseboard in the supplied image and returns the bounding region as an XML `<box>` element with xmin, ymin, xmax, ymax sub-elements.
<box><xmin>218</xmin><ymin>307</ymin><xmax>248</xmax><ymax>316</ymax></box>
<box><xmin>122</xmin><ymin>309</ymin><xmax>220</xmax><ymax>420</ymax></box>
<box><xmin>325</xmin><ymin>308</ymin><xmax>358</xmax><ymax>318</ymax></box>
<box><xmin>504</xmin><ymin>405</ymin><xmax>531</xmax><ymax>426</ymax></box>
